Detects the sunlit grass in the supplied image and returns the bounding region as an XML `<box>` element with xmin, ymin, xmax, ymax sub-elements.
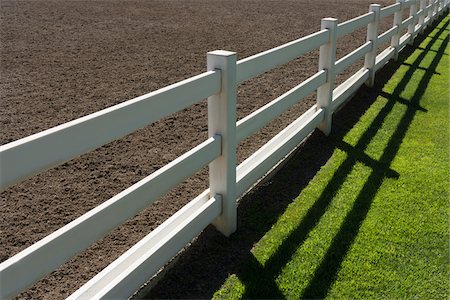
<box><xmin>214</xmin><ymin>13</ymin><xmax>449</xmax><ymax>300</ymax></box>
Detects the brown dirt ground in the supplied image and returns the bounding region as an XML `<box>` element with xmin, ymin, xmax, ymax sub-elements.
<box><xmin>1</xmin><ymin>0</ymin><xmax>396</xmax><ymax>298</ymax></box>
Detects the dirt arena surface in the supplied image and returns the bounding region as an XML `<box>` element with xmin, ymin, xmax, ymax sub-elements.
<box><xmin>1</xmin><ymin>0</ymin><xmax>394</xmax><ymax>298</ymax></box>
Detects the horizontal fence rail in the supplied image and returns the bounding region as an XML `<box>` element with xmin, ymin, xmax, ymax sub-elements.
<box><xmin>237</xmin><ymin>105</ymin><xmax>324</xmax><ymax>196</ymax></box>
<box><xmin>0</xmin><ymin>70</ymin><xmax>221</xmax><ymax>191</ymax></box>
<box><xmin>378</xmin><ymin>26</ymin><xmax>399</xmax><ymax>45</ymax></box>
<box><xmin>236</xmin><ymin>29</ymin><xmax>329</xmax><ymax>83</ymax></box>
<box><xmin>1</xmin><ymin>135</ymin><xmax>221</xmax><ymax>299</ymax></box>
<box><xmin>375</xmin><ymin>47</ymin><xmax>396</xmax><ymax>72</ymax></box>
<box><xmin>236</xmin><ymin>70</ymin><xmax>327</xmax><ymax>142</ymax></box>
<box><xmin>68</xmin><ymin>189</ymin><xmax>221</xmax><ymax>300</ymax></box>
<box><xmin>335</xmin><ymin>41</ymin><xmax>372</xmax><ymax>75</ymax></box>
<box><xmin>333</xmin><ymin>68</ymin><xmax>370</xmax><ymax>110</ymax></box>
<box><xmin>380</xmin><ymin>3</ymin><xmax>401</xmax><ymax>18</ymax></box>
<box><xmin>1</xmin><ymin>0</ymin><xmax>448</xmax><ymax>299</ymax></box>
<box><xmin>337</xmin><ymin>12</ymin><xmax>375</xmax><ymax>38</ymax></box>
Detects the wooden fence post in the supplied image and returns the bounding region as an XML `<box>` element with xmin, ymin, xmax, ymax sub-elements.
<box><xmin>207</xmin><ymin>50</ymin><xmax>237</xmax><ymax>237</ymax></box>
<box><xmin>408</xmin><ymin>0</ymin><xmax>418</xmax><ymax>45</ymax></box>
<box><xmin>391</xmin><ymin>0</ymin><xmax>404</xmax><ymax>60</ymax></box>
<box><xmin>365</xmin><ymin>4</ymin><xmax>381</xmax><ymax>88</ymax></box>
<box><xmin>317</xmin><ymin>18</ymin><xmax>338</xmax><ymax>136</ymax></box>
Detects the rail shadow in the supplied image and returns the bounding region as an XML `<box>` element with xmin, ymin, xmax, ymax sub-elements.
<box><xmin>143</xmin><ymin>14</ymin><xmax>448</xmax><ymax>300</ymax></box>
<box><xmin>301</xmin><ymin>22</ymin><xmax>448</xmax><ymax>299</ymax></box>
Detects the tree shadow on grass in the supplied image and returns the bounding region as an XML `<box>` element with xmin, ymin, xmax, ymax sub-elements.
<box><xmin>143</xmin><ymin>14</ymin><xmax>448</xmax><ymax>300</ymax></box>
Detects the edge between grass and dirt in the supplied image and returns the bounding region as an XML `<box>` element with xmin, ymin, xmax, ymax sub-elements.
<box><xmin>212</xmin><ymin>13</ymin><xmax>449</xmax><ymax>300</ymax></box>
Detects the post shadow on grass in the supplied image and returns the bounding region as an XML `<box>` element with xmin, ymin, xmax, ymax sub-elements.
<box><xmin>301</xmin><ymin>18</ymin><xmax>449</xmax><ymax>299</ymax></box>
<box><xmin>238</xmin><ymin>19</ymin><xmax>448</xmax><ymax>298</ymax></box>
<box><xmin>144</xmin><ymin>14</ymin><xmax>448</xmax><ymax>300</ymax></box>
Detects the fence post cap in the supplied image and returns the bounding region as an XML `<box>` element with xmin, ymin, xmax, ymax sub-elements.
<box><xmin>321</xmin><ymin>17</ymin><xmax>338</xmax><ymax>22</ymax></box>
<box><xmin>207</xmin><ymin>50</ymin><xmax>236</xmax><ymax>57</ymax></box>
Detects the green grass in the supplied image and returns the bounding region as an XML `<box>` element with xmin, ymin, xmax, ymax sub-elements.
<box><xmin>214</xmin><ymin>14</ymin><xmax>449</xmax><ymax>300</ymax></box>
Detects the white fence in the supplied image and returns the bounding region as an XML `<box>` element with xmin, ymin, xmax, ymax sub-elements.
<box><xmin>1</xmin><ymin>0</ymin><xmax>448</xmax><ymax>298</ymax></box>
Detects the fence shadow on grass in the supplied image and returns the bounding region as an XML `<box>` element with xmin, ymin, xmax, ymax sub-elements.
<box><xmin>143</xmin><ymin>14</ymin><xmax>448</xmax><ymax>300</ymax></box>
<box><xmin>301</xmin><ymin>20</ymin><xmax>449</xmax><ymax>299</ymax></box>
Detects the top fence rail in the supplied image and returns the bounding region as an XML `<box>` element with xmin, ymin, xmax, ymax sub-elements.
<box><xmin>0</xmin><ymin>70</ymin><xmax>221</xmax><ymax>190</ymax></box>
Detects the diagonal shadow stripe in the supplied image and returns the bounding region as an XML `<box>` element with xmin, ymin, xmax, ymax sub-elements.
<box><xmin>301</xmin><ymin>19</ymin><xmax>449</xmax><ymax>300</ymax></box>
<box><xmin>238</xmin><ymin>16</ymin><xmax>449</xmax><ymax>300</ymax></box>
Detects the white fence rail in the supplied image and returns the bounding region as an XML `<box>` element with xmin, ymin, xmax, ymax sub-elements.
<box><xmin>1</xmin><ymin>0</ymin><xmax>448</xmax><ymax>298</ymax></box>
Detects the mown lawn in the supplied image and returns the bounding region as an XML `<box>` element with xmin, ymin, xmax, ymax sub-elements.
<box><xmin>214</xmin><ymin>13</ymin><xmax>449</xmax><ymax>300</ymax></box>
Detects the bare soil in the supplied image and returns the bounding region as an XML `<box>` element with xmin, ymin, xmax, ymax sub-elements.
<box><xmin>0</xmin><ymin>0</ymin><xmax>393</xmax><ymax>298</ymax></box>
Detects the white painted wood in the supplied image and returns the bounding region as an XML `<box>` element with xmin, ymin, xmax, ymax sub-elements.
<box><xmin>380</xmin><ymin>3</ymin><xmax>401</xmax><ymax>19</ymax></box>
<box><xmin>399</xmin><ymin>33</ymin><xmax>412</xmax><ymax>49</ymax></box>
<box><xmin>415</xmin><ymin>8</ymin><xmax>425</xmax><ymax>17</ymax></box>
<box><xmin>404</xmin><ymin>0</ymin><xmax>416</xmax><ymax>7</ymax></box>
<box><xmin>317</xmin><ymin>18</ymin><xmax>338</xmax><ymax>136</ymax></box>
<box><xmin>0</xmin><ymin>70</ymin><xmax>221</xmax><ymax>191</ymax></box>
<box><xmin>413</xmin><ymin>23</ymin><xmax>422</xmax><ymax>35</ymax></box>
<box><xmin>408</xmin><ymin>0</ymin><xmax>418</xmax><ymax>45</ymax></box>
<box><xmin>365</xmin><ymin>4</ymin><xmax>381</xmax><ymax>87</ymax></box>
<box><xmin>2</xmin><ymin>4</ymin><xmax>446</xmax><ymax>299</ymax></box>
<box><xmin>68</xmin><ymin>190</ymin><xmax>221</xmax><ymax>300</ymax></box>
<box><xmin>392</xmin><ymin>0</ymin><xmax>405</xmax><ymax>60</ymax></box>
<box><xmin>439</xmin><ymin>0</ymin><xmax>446</xmax><ymax>14</ymax></box>
<box><xmin>423</xmin><ymin>1</ymin><xmax>434</xmax><ymax>27</ymax></box>
<box><xmin>236</xmin><ymin>106</ymin><xmax>324</xmax><ymax>196</ymax></box>
<box><xmin>375</xmin><ymin>47</ymin><xmax>396</xmax><ymax>72</ymax></box>
<box><xmin>428</xmin><ymin>0</ymin><xmax>435</xmax><ymax>20</ymax></box>
<box><xmin>207</xmin><ymin>51</ymin><xmax>237</xmax><ymax>237</ymax></box>
<box><xmin>0</xmin><ymin>135</ymin><xmax>221</xmax><ymax>299</ymax></box>
<box><xmin>236</xmin><ymin>70</ymin><xmax>327</xmax><ymax>143</ymax></box>
<box><xmin>432</xmin><ymin>0</ymin><xmax>438</xmax><ymax>18</ymax></box>
<box><xmin>236</xmin><ymin>30</ymin><xmax>329</xmax><ymax>83</ymax></box>
<box><xmin>402</xmin><ymin>16</ymin><xmax>414</xmax><ymax>28</ymax></box>
<box><xmin>378</xmin><ymin>26</ymin><xmax>399</xmax><ymax>45</ymax></box>
<box><xmin>332</xmin><ymin>68</ymin><xmax>370</xmax><ymax>111</ymax></box>
<box><xmin>335</xmin><ymin>41</ymin><xmax>372</xmax><ymax>75</ymax></box>
<box><xmin>337</xmin><ymin>12</ymin><xmax>375</xmax><ymax>38</ymax></box>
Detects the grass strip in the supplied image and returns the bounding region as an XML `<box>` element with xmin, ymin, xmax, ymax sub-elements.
<box><xmin>214</xmin><ymin>13</ymin><xmax>449</xmax><ymax>300</ymax></box>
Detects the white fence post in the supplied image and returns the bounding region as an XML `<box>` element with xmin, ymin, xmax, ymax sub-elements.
<box><xmin>317</xmin><ymin>18</ymin><xmax>338</xmax><ymax>136</ymax></box>
<box><xmin>391</xmin><ymin>0</ymin><xmax>405</xmax><ymax>60</ymax></box>
<box><xmin>207</xmin><ymin>50</ymin><xmax>237</xmax><ymax>237</ymax></box>
<box><xmin>435</xmin><ymin>0</ymin><xmax>440</xmax><ymax>17</ymax></box>
<box><xmin>408</xmin><ymin>0</ymin><xmax>418</xmax><ymax>45</ymax></box>
<box><xmin>432</xmin><ymin>0</ymin><xmax>438</xmax><ymax>19</ymax></box>
<box><xmin>365</xmin><ymin>4</ymin><xmax>381</xmax><ymax>88</ymax></box>
<box><xmin>419</xmin><ymin>0</ymin><xmax>427</xmax><ymax>32</ymax></box>
<box><xmin>428</xmin><ymin>0</ymin><xmax>435</xmax><ymax>21</ymax></box>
